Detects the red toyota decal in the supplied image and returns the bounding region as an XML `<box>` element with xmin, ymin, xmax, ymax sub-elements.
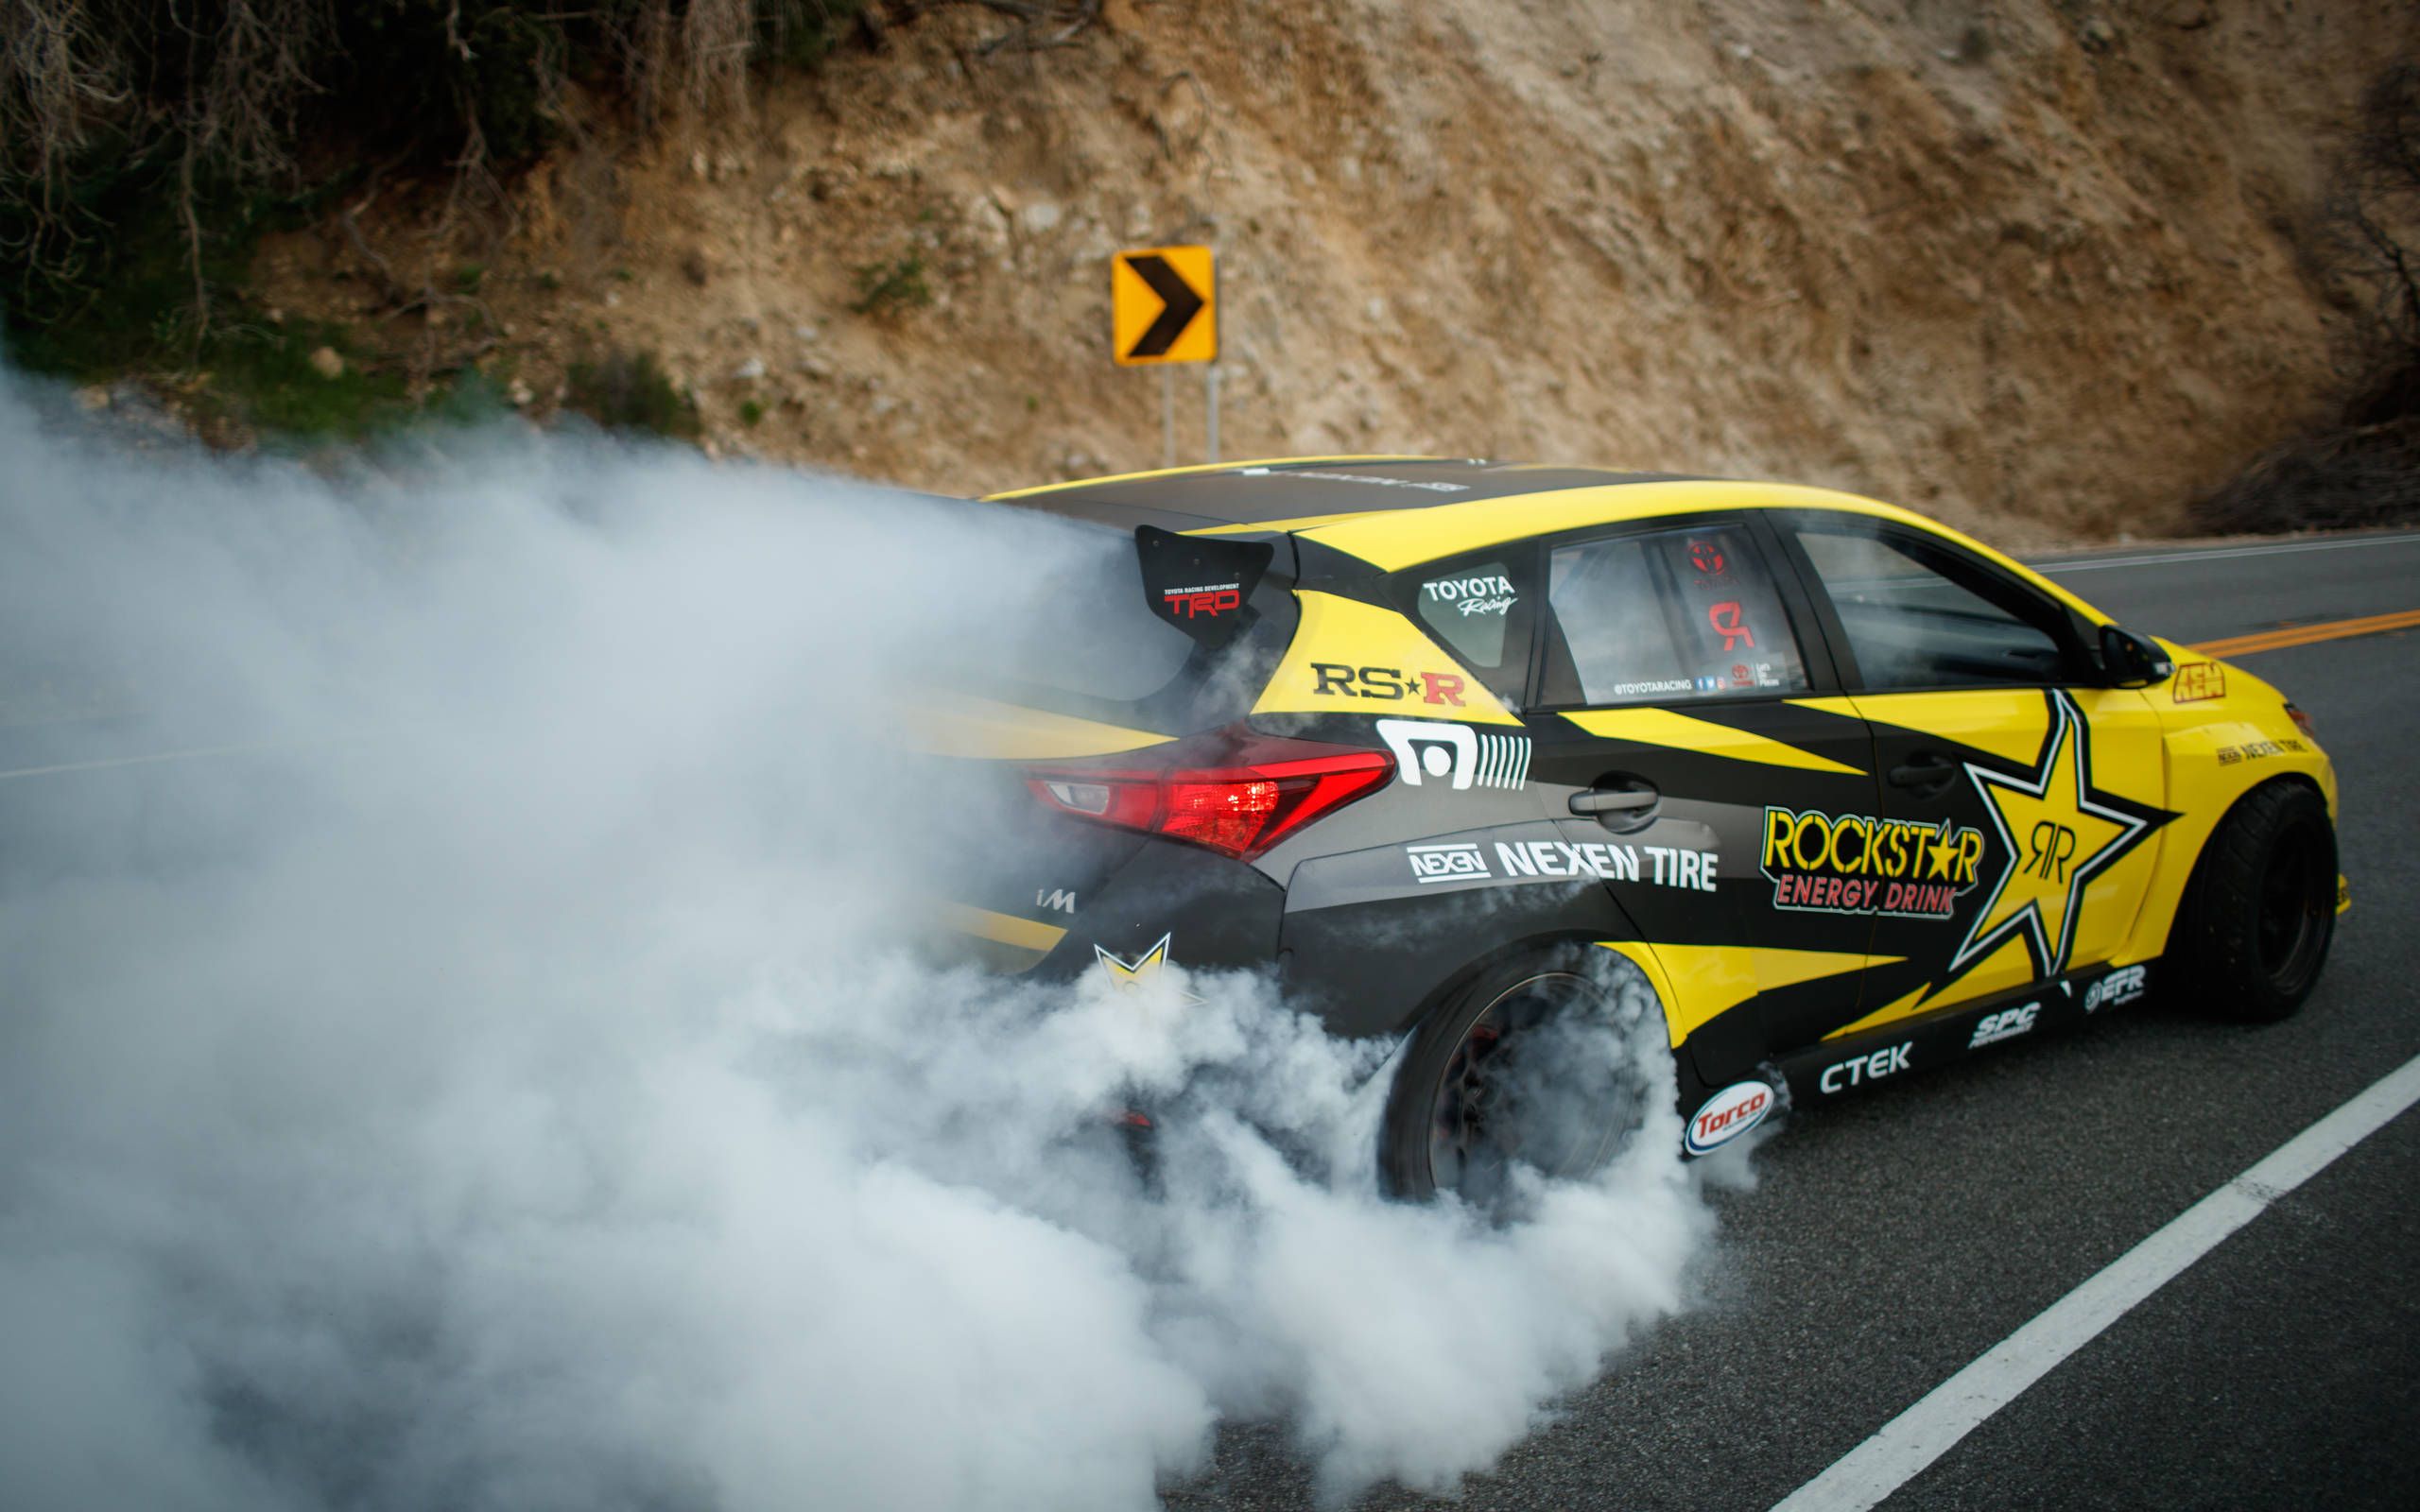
<box><xmin>1709</xmin><ymin>601</ymin><xmax>1755</xmax><ymax>652</ymax></box>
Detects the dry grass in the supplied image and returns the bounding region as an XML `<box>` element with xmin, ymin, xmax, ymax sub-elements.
<box><xmin>2195</xmin><ymin>63</ymin><xmax>2420</xmax><ymax>532</ymax></box>
<box><xmin>2191</xmin><ymin>418</ymin><xmax>2420</xmax><ymax>533</ymax></box>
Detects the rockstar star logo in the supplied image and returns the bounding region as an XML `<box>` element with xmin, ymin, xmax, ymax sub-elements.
<box><xmin>1925</xmin><ymin>822</ymin><xmax>1965</xmax><ymax>881</ymax></box>
<box><xmin>1093</xmin><ymin>933</ymin><xmax>1202</xmax><ymax>1002</ymax></box>
<box><xmin>1949</xmin><ymin>690</ymin><xmax>2156</xmax><ymax>980</ymax></box>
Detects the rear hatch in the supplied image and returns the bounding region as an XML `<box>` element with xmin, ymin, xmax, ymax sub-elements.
<box><xmin>906</xmin><ymin>519</ymin><xmax>1302</xmax><ymax>970</ymax></box>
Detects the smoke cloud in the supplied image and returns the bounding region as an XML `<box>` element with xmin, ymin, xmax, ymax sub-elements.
<box><xmin>0</xmin><ymin>373</ymin><xmax>1734</xmax><ymax>1511</ymax></box>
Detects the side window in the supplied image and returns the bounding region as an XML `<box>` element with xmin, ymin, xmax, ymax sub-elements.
<box><xmin>1408</xmin><ymin>553</ymin><xmax>1534</xmax><ymax>702</ymax></box>
<box><xmin>1540</xmin><ymin>524</ymin><xmax>1810</xmax><ymax>706</ymax></box>
<box><xmin>1789</xmin><ymin>523</ymin><xmax>2075</xmax><ymax>691</ymax></box>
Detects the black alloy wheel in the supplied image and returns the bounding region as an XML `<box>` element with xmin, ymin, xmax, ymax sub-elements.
<box><xmin>2176</xmin><ymin>780</ymin><xmax>2338</xmax><ymax>1022</ymax></box>
<box><xmin>1383</xmin><ymin>953</ymin><xmax>1651</xmax><ymax>1205</ymax></box>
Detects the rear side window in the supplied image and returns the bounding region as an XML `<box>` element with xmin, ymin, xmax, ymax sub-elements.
<box><xmin>1541</xmin><ymin>524</ymin><xmax>1809</xmax><ymax>705</ymax></box>
<box><xmin>1414</xmin><ymin>559</ymin><xmax>1520</xmax><ymax>665</ymax></box>
<box><xmin>1405</xmin><ymin>554</ymin><xmax>1535</xmax><ymax>702</ymax></box>
<box><xmin>1789</xmin><ymin>522</ymin><xmax>2076</xmax><ymax>690</ymax></box>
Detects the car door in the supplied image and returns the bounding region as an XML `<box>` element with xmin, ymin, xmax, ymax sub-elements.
<box><xmin>1771</xmin><ymin>510</ymin><xmax>2170</xmax><ymax>1049</ymax></box>
<box><xmin>1521</xmin><ymin>514</ymin><xmax>1886</xmax><ymax>1088</ymax></box>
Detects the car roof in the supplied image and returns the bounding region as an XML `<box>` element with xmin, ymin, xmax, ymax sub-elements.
<box><xmin>986</xmin><ymin>455</ymin><xmax>1705</xmax><ymax>534</ymax></box>
<box><xmin>987</xmin><ymin>455</ymin><xmax>2113</xmax><ymax>625</ymax></box>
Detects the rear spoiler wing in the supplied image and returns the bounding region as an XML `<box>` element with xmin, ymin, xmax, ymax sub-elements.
<box><xmin>1135</xmin><ymin>524</ymin><xmax>1275</xmax><ymax>649</ymax></box>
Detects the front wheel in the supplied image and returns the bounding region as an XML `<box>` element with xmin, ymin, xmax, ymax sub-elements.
<box><xmin>1378</xmin><ymin>946</ymin><xmax>1664</xmax><ymax>1205</ymax></box>
<box><xmin>2172</xmin><ymin>780</ymin><xmax>2338</xmax><ymax>1022</ymax></box>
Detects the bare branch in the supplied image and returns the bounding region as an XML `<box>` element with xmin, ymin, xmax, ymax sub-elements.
<box><xmin>954</xmin><ymin>0</ymin><xmax>1101</xmax><ymax>57</ymax></box>
<box><xmin>2325</xmin><ymin>63</ymin><xmax>2420</xmax><ymax>418</ymax></box>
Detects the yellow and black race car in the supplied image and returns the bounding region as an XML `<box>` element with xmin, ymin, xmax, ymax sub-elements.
<box><xmin>925</xmin><ymin>457</ymin><xmax>2344</xmax><ymax>1198</ymax></box>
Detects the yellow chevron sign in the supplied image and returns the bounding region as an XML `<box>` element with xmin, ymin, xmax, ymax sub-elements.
<box><xmin>1112</xmin><ymin>246</ymin><xmax>1217</xmax><ymax>365</ymax></box>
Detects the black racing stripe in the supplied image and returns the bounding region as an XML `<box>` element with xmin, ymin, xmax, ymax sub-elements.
<box><xmin>1664</xmin><ymin>697</ymin><xmax>1871</xmax><ymax>740</ymax></box>
<box><xmin>1529</xmin><ymin>741</ymin><xmax>1875</xmax><ymax>807</ymax></box>
<box><xmin>1003</xmin><ymin>460</ymin><xmax>1714</xmax><ymax>527</ymax></box>
<box><xmin>1765</xmin><ymin>954</ymin><xmax>1943</xmax><ymax>1054</ymax></box>
<box><xmin>1292</xmin><ymin>537</ymin><xmax>1389</xmax><ymax>591</ymax></box>
<box><xmin>991</xmin><ymin>494</ymin><xmax>1237</xmax><ymax>533</ymax></box>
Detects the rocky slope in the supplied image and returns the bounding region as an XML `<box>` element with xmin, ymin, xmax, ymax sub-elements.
<box><xmin>258</xmin><ymin>0</ymin><xmax>2418</xmax><ymax>543</ymax></box>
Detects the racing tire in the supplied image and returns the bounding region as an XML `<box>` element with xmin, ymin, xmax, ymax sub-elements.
<box><xmin>1379</xmin><ymin>945</ymin><xmax>1657</xmax><ymax>1205</ymax></box>
<box><xmin>2172</xmin><ymin>780</ymin><xmax>2337</xmax><ymax>1022</ymax></box>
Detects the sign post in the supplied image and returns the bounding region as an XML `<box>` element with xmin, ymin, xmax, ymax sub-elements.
<box><xmin>1112</xmin><ymin>246</ymin><xmax>1217</xmax><ymax>468</ymax></box>
<box><xmin>1162</xmin><ymin>367</ymin><xmax>1176</xmax><ymax>468</ymax></box>
<box><xmin>1204</xmin><ymin>364</ymin><xmax>1220</xmax><ymax>463</ymax></box>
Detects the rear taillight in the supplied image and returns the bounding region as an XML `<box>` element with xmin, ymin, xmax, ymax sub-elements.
<box><xmin>2286</xmin><ymin>702</ymin><xmax>2314</xmax><ymax>737</ymax></box>
<box><xmin>1028</xmin><ymin>728</ymin><xmax>1393</xmax><ymax>861</ymax></box>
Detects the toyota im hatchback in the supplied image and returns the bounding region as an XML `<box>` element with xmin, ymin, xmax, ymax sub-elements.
<box><xmin>916</xmin><ymin>457</ymin><xmax>2342</xmax><ymax>1197</ymax></box>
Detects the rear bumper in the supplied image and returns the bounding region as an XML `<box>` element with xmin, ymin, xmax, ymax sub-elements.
<box><xmin>1014</xmin><ymin>836</ymin><xmax>1290</xmax><ymax>985</ymax></box>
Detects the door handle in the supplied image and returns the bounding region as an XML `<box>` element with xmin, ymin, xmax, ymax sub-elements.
<box><xmin>1570</xmin><ymin>779</ymin><xmax>1661</xmax><ymax>833</ymax></box>
<box><xmin>1568</xmin><ymin>788</ymin><xmax>1658</xmax><ymax>816</ymax></box>
<box><xmin>1888</xmin><ymin>755</ymin><xmax>1959</xmax><ymax>795</ymax></box>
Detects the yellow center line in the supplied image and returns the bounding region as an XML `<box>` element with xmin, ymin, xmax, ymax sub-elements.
<box><xmin>2188</xmin><ymin>608</ymin><xmax>2420</xmax><ymax>659</ymax></box>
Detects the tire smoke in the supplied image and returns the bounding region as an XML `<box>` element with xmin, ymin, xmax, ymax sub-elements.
<box><xmin>0</xmin><ymin>376</ymin><xmax>1728</xmax><ymax>1511</ymax></box>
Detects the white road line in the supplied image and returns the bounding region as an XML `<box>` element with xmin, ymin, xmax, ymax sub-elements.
<box><xmin>1771</xmin><ymin>1051</ymin><xmax>2420</xmax><ymax>1512</ymax></box>
<box><xmin>2033</xmin><ymin>533</ymin><xmax>2420</xmax><ymax>574</ymax></box>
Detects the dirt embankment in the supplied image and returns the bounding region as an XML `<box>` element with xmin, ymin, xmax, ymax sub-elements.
<box><xmin>260</xmin><ymin>0</ymin><xmax>2418</xmax><ymax>543</ymax></box>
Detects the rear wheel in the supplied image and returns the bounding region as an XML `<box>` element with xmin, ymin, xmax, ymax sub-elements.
<box><xmin>1379</xmin><ymin>947</ymin><xmax>1659</xmax><ymax>1204</ymax></box>
<box><xmin>2173</xmin><ymin>780</ymin><xmax>2337</xmax><ymax>1022</ymax></box>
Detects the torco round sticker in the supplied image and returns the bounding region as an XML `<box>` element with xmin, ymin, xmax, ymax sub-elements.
<box><xmin>1685</xmin><ymin>1081</ymin><xmax>1772</xmax><ymax>1156</ymax></box>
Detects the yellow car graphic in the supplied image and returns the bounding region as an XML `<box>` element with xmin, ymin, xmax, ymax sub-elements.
<box><xmin>923</xmin><ymin>457</ymin><xmax>2342</xmax><ymax>1197</ymax></box>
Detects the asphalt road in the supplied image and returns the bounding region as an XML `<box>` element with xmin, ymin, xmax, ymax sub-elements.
<box><xmin>1182</xmin><ymin>527</ymin><xmax>2420</xmax><ymax>1512</ymax></box>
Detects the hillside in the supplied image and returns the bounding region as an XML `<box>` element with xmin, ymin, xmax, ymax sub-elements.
<box><xmin>227</xmin><ymin>2</ymin><xmax>2420</xmax><ymax>539</ymax></box>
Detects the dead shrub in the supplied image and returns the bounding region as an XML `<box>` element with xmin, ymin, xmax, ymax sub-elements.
<box><xmin>2192</xmin><ymin>64</ymin><xmax>2420</xmax><ymax>532</ymax></box>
